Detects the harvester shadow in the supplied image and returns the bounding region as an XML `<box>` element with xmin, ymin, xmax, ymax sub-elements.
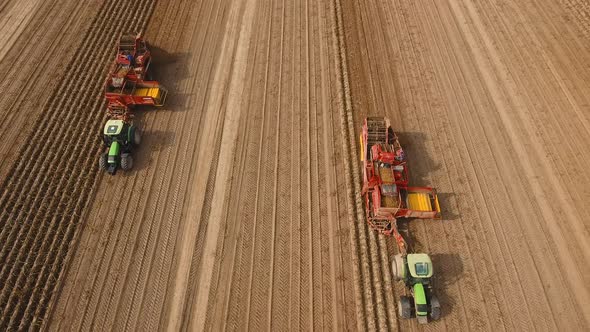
<box><xmin>396</xmin><ymin>132</ymin><xmax>441</xmax><ymax>187</ymax></box>
<box><xmin>397</xmin><ymin>132</ymin><xmax>461</xmax><ymax>218</ymax></box>
<box><xmin>430</xmin><ymin>253</ymin><xmax>464</xmax><ymax>319</ymax></box>
<box><xmin>436</xmin><ymin>192</ymin><xmax>460</xmax><ymax>221</ymax></box>
<box><xmin>148</xmin><ymin>46</ymin><xmax>191</xmax><ymax>110</ymax></box>
<box><xmin>149</xmin><ymin>45</ymin><xmax>183</xmax><ymax>68</ymax></box>
<box><xmin>123</xmin><ymin>47</ymin><xmax>188</xmax><ymax>172</ymax></box>
<box><xmin>149</xmin><ymin>47</ymin><xmax>188</xmax><ymax>75</ymax></box>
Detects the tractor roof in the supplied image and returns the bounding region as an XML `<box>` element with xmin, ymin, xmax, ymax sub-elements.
<box><xmin>407</xmin><ymin>253</ymin><xmax>433</xmax><ymax>278</ymax></box>
<box><xmin>104</xmin><ymin>119</ymin><xmax>125</xmax><ymax>136</ymax></box>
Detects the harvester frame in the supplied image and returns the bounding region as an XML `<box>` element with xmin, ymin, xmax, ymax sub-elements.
<box><xmin>104</xmin><ymin>33</ymin><xmax>168</xmax><ymax>115</ymax></box>
<box><xmin>360</xmin><ymin>117</ymin><xmax>441</xmax><ymax>251</ymax></box>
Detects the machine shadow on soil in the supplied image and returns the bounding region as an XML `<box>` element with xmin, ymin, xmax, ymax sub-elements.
<box><xmin>142</xmin><ymin>44</ymin><xmax>191</xmax><ymax>111</ymax></box>
<box><xmin>148</xmin><ymin>46</ymin><xmax>190</xmax><ymax>101</ymax></box>
<box><xmin>396</xmin><ymin>131</ymin><xmax>440</xmax><ymax>187</ymax></box>
<box><xmin>429</xmin><ymin>253</ymin><xmax>464</xmax><ymax>319</ymax></box>
<box><xmin>436</xmin><ymin>192</ymin><xmax>460</xmax><ymax>221</ymax></box>
<box><xmin>125</xmin><ymin>125</ymin><xmax>176</xmax><ymax>173</ymax></box>
<box><xmin>396</xmin><ymin>132</ymin><xmax>460</xmax><ymax>221</ymax></box>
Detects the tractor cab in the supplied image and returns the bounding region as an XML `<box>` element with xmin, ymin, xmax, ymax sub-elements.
<box><xmin>407</xmin><ymin>253</ymin><xmax>433</xmax><ymax>281</ymax></box>
<box><xmin>392</xmin><ymin>253</ymin><xmax>434</xmax><ymax>285</ymax></box>
<box><xmin>103</xmin><ymin>119</ymin><xmax>130</xmax><ymax>145</ymax></box>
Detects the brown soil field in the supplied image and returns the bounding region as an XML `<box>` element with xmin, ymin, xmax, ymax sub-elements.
<box><xmin>343</xmin><ymin>0</ymin><xmax>590</xmax><ymax>330</ymax></box>
<box><xmin>0</xmin><ymin>0</ymin><xmax>588</xmax><ymax>331</ymax></box>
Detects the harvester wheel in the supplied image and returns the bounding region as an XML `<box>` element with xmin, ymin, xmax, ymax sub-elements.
<box><xmin>391</xmin><ymin>254</ymin><xmax>405</xmax><ymax>281</ymax></box>
<box><xmin>430</xmin><ymin>295</ymin><xmax>441</xmax><ymax>321</ymax></box>
<box><xmin>98</xmin><ymin>153</ymin><xmax>108</xmax><ymax>170</ymax></box>
<box><xmin>398</xmin><ymin>296</ymin><xmax>413</xmax><ymax>319</ymax></box>
<box><xmin>121</xmin><ymin>154</ymin><xmax>133</xmax><ymax>171</ymax></box>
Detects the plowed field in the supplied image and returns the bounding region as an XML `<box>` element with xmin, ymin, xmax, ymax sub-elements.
<box><xmin>0</xmin><ymin>0</ymin><xmax>588</xmax><ymax>331</ymax></box>
<box><xmin>343</xmin><ymin>0</ymin><xmax>590</xmax><ymax>330</ymax></box>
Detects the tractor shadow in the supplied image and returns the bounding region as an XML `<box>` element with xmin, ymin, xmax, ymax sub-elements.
<box><xmin>124</xmin><ymin>128</ymin><xmax>176</xmax><ymax>173</ymax></box>
<box><xmin>430</xmin><ymin>253</ymin><xmax>464</xmax><ymax>319</ymax></box>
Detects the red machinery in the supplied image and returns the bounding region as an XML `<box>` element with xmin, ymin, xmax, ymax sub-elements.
<box><xmin>105</xmin><ymin>34</ymin><xmax>167</xmax><ymax>117</ymax></box>
<box><xmin>360</xmin><ymin>117</ymin><xmax>441</xmax><ymax>252</ymax></box>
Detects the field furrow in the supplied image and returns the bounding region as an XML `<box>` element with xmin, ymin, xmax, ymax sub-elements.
<box><xmin>1</xmin><ymin>0</ymin><xmax>588</xmax><ymax>330</ymax></box>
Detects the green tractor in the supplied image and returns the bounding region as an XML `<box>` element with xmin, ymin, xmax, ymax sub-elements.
<box><xmin>392</xmin><ymin>253</ymin><xmax>441</xmax><ymax>324</ymax></box>
<box><xmin>99</xmin><ymin>119</ymin><xmax>141</xmax><ymax>175</ymax></box>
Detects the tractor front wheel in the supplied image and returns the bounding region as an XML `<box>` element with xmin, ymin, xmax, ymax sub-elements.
<box><xmin>398</xmin><ymin>296</ymin><xmax>413</xmax><ymax>319</ymax></box>
<box><xmin>391</xmin><ymin>254</ymin><xmax>405</xmax><ymax>281</ymax></box>
<box><xmin>121</xmin><ymin>154</ymin><xmax>133</xmax><ymax>171</ymax></box>
<box><xmin>98</xmin><ymin>153</ymin><xmax>108</xmax><ymax>170</ymax></box>
<box><xmin>430</xmin><ymin>294</ymin><xmax>441</xmax><ymax>321</ymax></box>
<box><xmin>133</xmin><ymin>128</ymin><xmax>141</xmax><ymax>146</ymax></box>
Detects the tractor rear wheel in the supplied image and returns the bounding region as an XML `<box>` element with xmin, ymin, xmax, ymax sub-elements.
<box><xmin>98</xmin><ymin>153</ymin><xmax>108</xmax><ymax>170</ymax></box>
<box><xmin>430</xmin><ymin>294</ymin><xmax>441</xmax><ymax>321</ymax></box>
<box><xmin>398</xmin><ymin>296</ymin><xmax>413</xmax><ymax>319</ymax></box>
<box><xmin>132</xmin><ymin>127</ymin><xmax>141</xmax><ymax>146</ymax></box>
<box><xmin>121</xmin><ymin>154</ymin><xmax>133</xmax><ymax>171</ymax></box>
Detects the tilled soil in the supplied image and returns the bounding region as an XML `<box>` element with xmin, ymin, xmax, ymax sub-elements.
<box><xmin>0</xmin><ymin>0</ymin><xmax>156</xmax><ymax>329</ymax></box>
<box><xmin>0</xmin><ymin>0</ymin><xmax>588</xmax><ymax>331</ymax></box>
<box><xmin>0</xmin><ymin>0</ymin><xmax>102</xmax><ymax>180</ymax></box>
<box><xmin>50</xmin><ymin>0</ymin><xmax>373</xmax><ymax>330</ymax></box>
<box><xmin>343</xmin><ymin>0</ymin><xmax>590</xmax><ymax>330</ymax></box>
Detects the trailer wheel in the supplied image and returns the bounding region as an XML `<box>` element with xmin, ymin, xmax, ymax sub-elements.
<box><xmin>399</xmin><ymin>296</ymin><xmax>413</xmax><ymax>319</ymax></box>
<box><xmin>121</xmin><ymin>154</ymin><xmax>133</xmax><ymax>171</ymax></box>
<box><xmin>98</xmin><ymin>153</ymin><xmax>108</xmax><ymax>170</ymax></box>
<box><xmin>430</xmin><ymin>294</ymin><xmax>441</xmax><ymax>321</ymax></box>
